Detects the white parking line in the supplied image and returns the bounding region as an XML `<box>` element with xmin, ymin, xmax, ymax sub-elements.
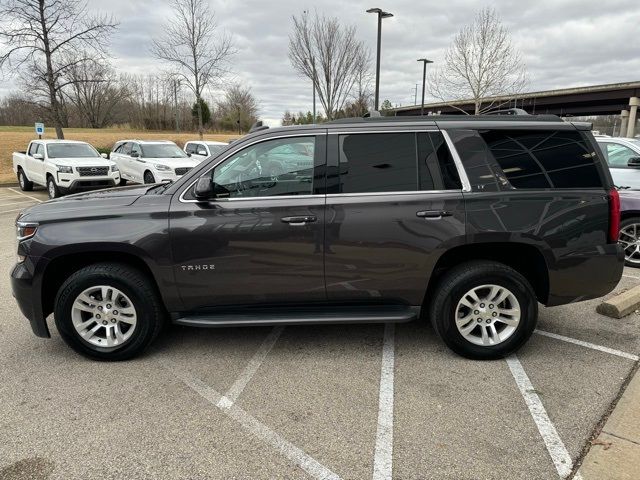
<box><xmin>0</xmin><ymin>200</ymin><xmax>39</xmax><ymax>207</ymax></box>
<box><xmin>162</xmin><ymin>359</ymin><xmax>341</xmax><ymax>480</ymax></box>
<box><xmin>506</xmin><ymin>355</ymin><xmax>581</xmax><ymax>480</ymax></box>
<box><xmin>217</xmin><ymin>326</ymin><xmax>284</xmax><ymax>409</ymax></box>
<box><xmin>372</xmin><ymin>323</ymin><xmax>395</xmax><ymax>480</ymax></box>
<box><xmin>535</xmin><ymin>330</ymin><xmax>639</xmax><ymax>361</ymax></box>
<box><xmin>7</xmin><ymin>188</ymin><xmax>43</xmax><ymax>203</ymax></box>
<box><xmin>622</xmin><ymin>273</ymin><xmax>640</xmax><ymax>280</ymax></box>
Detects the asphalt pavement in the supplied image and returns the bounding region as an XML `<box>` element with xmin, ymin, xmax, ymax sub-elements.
<box><xmin>0</xmin><ymin>186</ymin><xmax>638</xmax><ymax>480</ymax></box>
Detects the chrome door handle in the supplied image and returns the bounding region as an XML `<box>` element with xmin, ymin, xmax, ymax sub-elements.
<box><xmin>281</xmin><ymin>215</ymin><xmax>317</xmax><ymax>226</ymax></box>
<box><xmin>416</xmin><ymin>210</ymin><xmax>452</xmax><ymax>219</ymax></box>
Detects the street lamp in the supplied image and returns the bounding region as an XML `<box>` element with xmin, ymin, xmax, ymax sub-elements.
<box><xmin>367</xmin><ymin>7</ymin><xmax>393</xmax><ymax>111</ymax></box>
<box><xmin>417</xmin><ymin>58</ymin><xmax>433</xmax><ymax>116</ymax></box>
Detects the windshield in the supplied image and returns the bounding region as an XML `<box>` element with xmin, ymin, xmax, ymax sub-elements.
<box><xmin>207</xmin><ymin>144</ymin><xmax>226</xmax><ymax>154</ymax></box>
<box><xmin>47</xmin><ymin>143</ymin><xmax>100</xmax><ymax>159</ymax></box>
<box><xmin>141</xmin><ymin>143</ymin><xmax>188</xmax><ymax>158</ymax></box>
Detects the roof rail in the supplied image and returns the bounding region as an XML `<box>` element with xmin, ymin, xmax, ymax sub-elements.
<box><xmin>485</xmin><ymin>108</ymin><xmax>529</xmax><ymax>116</ymax></box>
<box><xmin>249</xmin><ymin>120</ymin><xmax>269</xmax><ymax>133</ymax></box>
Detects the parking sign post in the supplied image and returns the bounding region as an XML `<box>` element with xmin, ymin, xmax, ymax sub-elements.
<box><xmin>35</xmin><ymin>122</ymin><xmax>45</xmax><ymax>139</ymax></box>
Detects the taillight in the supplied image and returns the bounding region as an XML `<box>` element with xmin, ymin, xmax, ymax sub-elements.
<box><xmin>609</xmin><ymin>188</ymin><xmax>620</xmax><ymax>243</ymax></box>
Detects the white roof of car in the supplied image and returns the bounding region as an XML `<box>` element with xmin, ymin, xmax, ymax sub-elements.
<box><xmin>115</xmin><ymin>139</ymin><xmax>176</xmax><ymax>145</ymax></box>
<box><xmin>186</xmin><ymin>140</ymin><xmax>228</xmax><ymax>145</ymax></box>
<box><xmin>32</xmin><ymin>139</ymin><xmax>90</xmax><ymax>144</ymax></box>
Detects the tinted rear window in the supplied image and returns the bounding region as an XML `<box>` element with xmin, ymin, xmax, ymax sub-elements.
<box><xmin>479</xmin><ymin>129</ymin><xmax>603</xmax><ymax>189</ymax></box>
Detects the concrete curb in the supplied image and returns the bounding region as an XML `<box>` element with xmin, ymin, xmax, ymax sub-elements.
<box><xmin>578</xmin><ymin>366</ymin><xmax>640</xmax><ymax>479</ymax></box>
<box><xmin>596</xmin><ymin>285</ymin><xmax>640</xmax><ymax>318</ymax></box>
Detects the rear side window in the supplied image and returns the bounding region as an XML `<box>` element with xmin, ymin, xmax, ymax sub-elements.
<box><xmin>337</xmin><ymin>132</ymin><xmax>461</xmax><ymax>193</ymax></box>
<box><xmin>478</xmin><ymin>129</ymin><xmax>603</xmax><ymax>189</ymax></box>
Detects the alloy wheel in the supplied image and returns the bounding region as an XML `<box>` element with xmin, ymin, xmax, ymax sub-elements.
<box><xmin>71</xmin><ymin>285</ymin><xmax>137</xmax><ymax>350</ymax></box>
<box><xmin>455</xmin><ymin>284</ymin><xmax>521</xmax><ymax>346</ymax></box>
<box><xmin>618</xmin><ymin>223</ymin><xmax>640</xmax><ymax>265</ymax></box>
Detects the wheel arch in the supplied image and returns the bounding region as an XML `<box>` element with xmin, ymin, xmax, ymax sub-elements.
<box><xmin>423</xmin><ymin>242</ymin><xmax>550</xmax><ymax>313</ymax></box>
<box><xmin>39</xmin><ymin>248</ymin><xmax>167</xmax><ymax>320</ymax></box>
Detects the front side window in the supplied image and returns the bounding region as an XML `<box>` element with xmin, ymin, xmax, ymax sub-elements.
<box><xmin>602</xmin><ymin>142</ymin><xmax>638</xmax><ymax>168</ymax></box>
<box><xmin>185</xmin><ymin>143</ymin><xmax>196</xmax><ymax>154</ymax></box>
<box><xmin>131</xmin><ymin>143</ymin><xmax>142</xmax><ymax>156</ymax></box>
<box><xmin>212</xmin><ymin>136</ymin><xmax>316</xmax><ymax>198</ymax></box>
<box><xmin>477</xmin><ymin>129</ymin><xmax>603</xmax><ymax>189</ymax></box>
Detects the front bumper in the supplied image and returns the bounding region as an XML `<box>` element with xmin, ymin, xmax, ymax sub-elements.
<box><xmin>10</xmin><ymin>261</ymin><xmax>50</xmax><ymax>338</ymax></box>
<box><xmin>56</xmin><ymin>172</ymin><xmax>120</xmax><ymax>193</ymax></box>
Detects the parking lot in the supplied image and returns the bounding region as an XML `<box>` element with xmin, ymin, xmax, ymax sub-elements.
<box><xmin>0</xmin><ymin>186</ymin><xmax>639</xmax><ymax>480</ymax></box>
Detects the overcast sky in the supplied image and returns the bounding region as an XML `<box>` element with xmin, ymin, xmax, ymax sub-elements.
<box><xmin>2</xmin><ymin>0</ymin><xmax>640</xmax><ymax>126</ymax></box>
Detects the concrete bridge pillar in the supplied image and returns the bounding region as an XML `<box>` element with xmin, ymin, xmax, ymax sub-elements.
<box><xmin>627</xmin><ymin>97</ymin><xmax>639</xmax><ymax>138</ymax></box>
<box><xmin>620</xmin><ymin>110</ymin><xmax>629</xmax><ymax>137</ymax></box>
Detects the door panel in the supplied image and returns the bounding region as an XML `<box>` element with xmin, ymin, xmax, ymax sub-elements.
<box><xmin>324</xmin><ymin>193</ymin><xmax>465</xmax><ymax>304</ymax></box>
<box><xmin>170</xmin><ymin>132</ymin><xmax>327</xmax><ymax>311</ymax></box>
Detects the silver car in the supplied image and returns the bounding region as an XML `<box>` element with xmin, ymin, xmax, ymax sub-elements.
<box><xmin>596</xmin><ymin>137</ymin><xmax>640</xmax><ymax>189</ymax></box>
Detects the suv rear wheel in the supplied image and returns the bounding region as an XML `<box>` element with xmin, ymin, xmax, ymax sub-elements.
<box><xmin>618</xmin><ymin>217</ymin><xmax>640</xmax><ymax>267</ymax></box>
<box><xmin>54</xmin><ymin>263</ymin><xmax>164</xmax><ymax>360</ymax></box>
<box><xmin>429</xmin><ymin>261</ymin><xmax>537</xmax><ymax>360</ymax></box>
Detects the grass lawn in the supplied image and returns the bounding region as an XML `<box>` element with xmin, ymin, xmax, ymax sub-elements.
<box><xmin>0</xmin><ymin>126</ymin><xmax>239</xmax><ymax>184</ymax></box>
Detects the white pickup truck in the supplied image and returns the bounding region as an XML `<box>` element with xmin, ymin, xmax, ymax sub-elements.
<box><xmin>13</xmin><ymin>140</ymin><xmax>120</xmax><ymax>199</ymax></box>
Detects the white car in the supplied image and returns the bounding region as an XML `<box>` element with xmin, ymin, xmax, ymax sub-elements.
<box><xmin>13</xmin><ymin>140</ymin><xmax>120</xmax><ymax>199</ymax></box>
<box><xmin>183</xmin><ymin>140</ymin><xmax>228</xmax><ymax>160</ymax></box>
<box><xmin>110</xmin><ymin>140</ymin><xmax>202</xmax><ymax>184</ymax></box>
<box><xmin>596</xmin><ymin>137</ymin><xmax>640</xmax><ymax>189</ymax></box>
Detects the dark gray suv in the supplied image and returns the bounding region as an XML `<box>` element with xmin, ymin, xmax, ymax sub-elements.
<box><xmin>11</xmin><ymin>115</ymin><xmax>624</xmax><ymax>361</ymax></box>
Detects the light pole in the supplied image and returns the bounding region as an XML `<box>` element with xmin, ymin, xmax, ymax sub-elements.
<box><xmin>367</xmin><ymin>8</ymin><xmax>393</xmax><ymax>111</ymax></box>
<box><xmin>417</xmin><ymin>58</ymin><xmax>433</xmax><ymax>116</ymax></box>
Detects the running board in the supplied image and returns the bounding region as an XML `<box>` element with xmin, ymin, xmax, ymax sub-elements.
<box><xmin>174</xmin><ymin>305</ymin><xmax>419</xmax><ymax>328</ymax></box>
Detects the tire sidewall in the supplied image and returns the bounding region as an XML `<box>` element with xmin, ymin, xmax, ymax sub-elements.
<box><xmin>18</xmin><ymin>169</ymin><xmax>25</xmax><ymax>189</ymax></box>
<box><xmin>47</xmin><ymin>176</ymin><xmax>58</xmax><ymax>199</ymax></box>
<box><xmin>54</xmin><ymin>270</ymin><xmax>158</xmax><ymax>360</ymax></box>
<box><xmin>144</xmin><ymin>171</ymin><xmax>155</xmax><ymax>184</ymax></box>
<box><xmin>435</xmin><ymin>270</ymin><xmax>537</xmax><ymax>360</ymax></box>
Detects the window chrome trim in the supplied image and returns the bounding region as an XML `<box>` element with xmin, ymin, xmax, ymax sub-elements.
<box><xmin>326</xmin><ymin>190</ymin><xmax>462</xmax><ymax>198</ymax></box>
<box><xmin>440</xmin><ymin>130</ymin><xmax>472</xmax><ymax>192</ymax></box>
<box><xmin>178</xmin><ymin>132</ymin><xmax>325</xmax><ymax>203</ymax></box>
<box><xmin>329</xmin><ymin>129</ymin><xmax>440</xmax><ymax>135</ymax></box>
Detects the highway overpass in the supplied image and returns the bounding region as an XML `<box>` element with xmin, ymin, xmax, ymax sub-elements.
<box><xmin>393</xmin><ymin>81</ymin><xmax>640</xmax><ymax>137</ymax></box>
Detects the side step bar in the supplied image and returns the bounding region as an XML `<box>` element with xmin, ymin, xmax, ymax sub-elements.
<box><xmin>174</xmin><ymin>305</ymin><xmax>419</xmax><ymax>328</ymax></box>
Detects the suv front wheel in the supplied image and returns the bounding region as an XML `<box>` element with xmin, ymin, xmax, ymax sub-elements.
<box><xmin>54</xmin><ymin>263</ymin><xmax>164</xmax><ymax>360</ymax></box>
<box><xmin>429</xmin><ymin>261</ymin><xmax>538</xmax><ymax>360</ymax></box>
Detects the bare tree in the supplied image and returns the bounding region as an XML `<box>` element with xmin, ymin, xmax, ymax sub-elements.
<box><xmin>289</xmin><ymin>11</ymin><xmax>370</xmax><ymax>120</ymax></box>
<box><xmin>151</xmin><ymin>0</ymin><xmax>234</xmax><ymax>139</ymax></box>
<box><xmin>64</xmin><ymin>59</ymin><xmax>129</xmax><ymax>128</ymax></box>
<box><xmin>214</xmin><ymin>84</ymin><xmax>259</xmax><ymax>133</ymax></box>
<box><xmin>0</xmin><ymin>0</ymin><xmax>117</xmax><ymax>138</ymax></box>
<box><xmin>429</xmin><ymin>7</ymin><xmax>527</xmax><ymax>114</ymax></box>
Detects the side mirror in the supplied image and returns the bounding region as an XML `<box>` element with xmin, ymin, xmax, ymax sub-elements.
<box><xmin>628</xmin><ymin>157</ymin><xmax>640</xmax><ymax>168</ymax></box>
<box><xmin>194</xmin><ymin>176</ymin><xmax>214</xmax><ymax>200</ymax></box>
<box><xmin>130</xmin><ymin>151</ymin><xmax>140</xmax><ymax>158</ymax></box>
<box><xmin>100</xmin><ymin>153</ymin><xmax>108</xmax><ymax>159</ymax></box>
<box><xmin>186</xmin><ymin>152</ymin><xmax>192</xmax><ymax>157</ymax></box>
<box><xmin>32</xmin><ymin>153</ymin><xmax>44</xmax><ymax>160</ymax></box>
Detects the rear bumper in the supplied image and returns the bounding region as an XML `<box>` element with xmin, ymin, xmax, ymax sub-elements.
<box><xmin>10</xmin><ymin>261</ymin><xmax>50</xmax><ymax>338</ymax></box>
<box><xmin>546</xmin><ymin>243</ymin><xmax>624</xmax><ymax>306</ymax></box>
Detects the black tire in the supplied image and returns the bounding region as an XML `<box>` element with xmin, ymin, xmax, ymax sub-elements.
<box><xmin>54</xmin><ymin>263</ymin><xmax>165</xmax><ymax>361</ymax></box>
<box><xmin>618</xmin><ymin>217</ymin><xmax>640</xmax><ymax>268</ymax></box>
<box><xmin>429</xmin><ymin>261</ymin><xmax>538</xmax><ymax>360</ymax></box>
<box><xmin>46</xmin><ymin>175</ymin><xmax>60</xmax><ymax>199</ymax></box>
<box><xmin>17</xmin><ymin>167</ymin><xmax>33</xmax><ymax>191</ymax></box>
<box><xmin>119</xmin><ymin>178</ymin><xmax>128</xmax><ymax>186</ymax></box>
<box><xmin>143</xmin><ymin>171</ymin><xmax>155</xmax><ymax>184</ymax></box>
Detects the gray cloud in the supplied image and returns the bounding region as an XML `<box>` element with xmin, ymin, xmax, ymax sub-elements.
<box><xmin>2</xmin><ymin>0</ymin><xmax>639</xmax><ymax>125</ymax></box>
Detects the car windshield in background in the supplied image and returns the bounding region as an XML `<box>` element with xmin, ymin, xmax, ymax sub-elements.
<box><xmin>47</xmin><ymin>144</ymin><xmax>99</xmax><ymax>159</ymax></box>
<box><xmin>141</xmin><ymin>144</ymin><xmax>188</xmax><ymax>158</ymax></box>
<box><xmin>207</xmin><ymin>144</ymin><xmax>225</xmax><ymax>154</ymax></box>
